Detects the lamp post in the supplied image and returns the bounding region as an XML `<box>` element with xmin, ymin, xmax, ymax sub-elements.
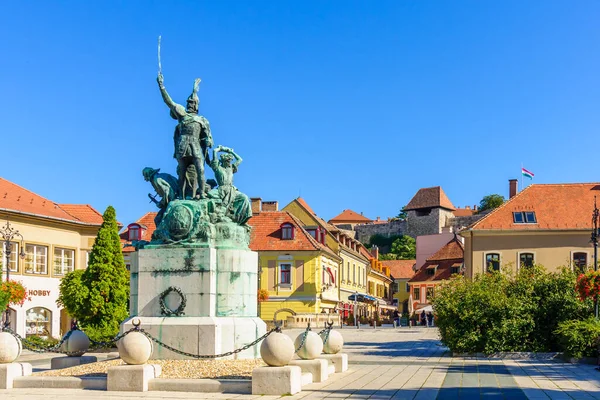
<box><xmin>592</xmin><ymin>196</ymin><xmax>599</xmax><ymax>319</ymax></box>
<box><xmin>0</xmin><ymin>221</ymin><xmax>26</xmax><ymax>329</ymax></box>
<box><xmin>354</xmin><ymin>291</ymin><xmax>358</xmax><ymax>328</ymax></box>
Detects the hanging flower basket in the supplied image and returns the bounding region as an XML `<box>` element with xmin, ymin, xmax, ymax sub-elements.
<box><xmin>576</xmin><ymin>271</ymin><xmax>600</xmax><ymax>301</ymax></box>
<box><xmin>0</xmin><ymin>280</ymin><xmax>29</xmax><ymax>308</ymax></box>
<box><xmin>257</xmin><ymin>289</ymin><xmax>269</xmax><ymax>302</ymax></box>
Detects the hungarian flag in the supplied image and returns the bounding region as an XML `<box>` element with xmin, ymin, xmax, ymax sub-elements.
<box><xmin>522</xmin><ymin>167</ymin><xmax>534</xmax><ymax>179</ymax></box>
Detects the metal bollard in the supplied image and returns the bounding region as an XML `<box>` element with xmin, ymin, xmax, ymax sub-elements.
<box><xmin>393</xmin><ymin>320</ymin><xmax>397</xmax><ymax>329</ymax></box>
<box><xmin>373</xmin><ymin>321</ymin><xmax>376</xmax><ymax>329</ymax></box>
<box><xmin>357</xmin><ymin>322</ymin><xmax>360</xmax><ymax>329</ymax></box>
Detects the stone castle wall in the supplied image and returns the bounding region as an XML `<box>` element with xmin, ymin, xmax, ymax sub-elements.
<box><xmin>354</xmin><ymin>220</ymin><xmax>407</xmax><ymax>244</ymax></box>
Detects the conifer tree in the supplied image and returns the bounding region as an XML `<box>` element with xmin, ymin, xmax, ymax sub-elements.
<box><xmin>58</xmin><ymin>206</ymin><xmax>129</xmax><ymax>341</ymax></box>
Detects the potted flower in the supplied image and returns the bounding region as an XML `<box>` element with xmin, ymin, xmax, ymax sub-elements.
<box><xmin>576</xmin><ymin>271</ymin><xmax>600</xmax><ymax>301</ymax></box>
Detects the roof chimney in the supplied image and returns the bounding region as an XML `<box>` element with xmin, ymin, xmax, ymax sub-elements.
<box><xmin>509</xmin><ymin>179</ymin><xmax>518</xmax><ymax>199</ymax></box>
<box><xmin>261</xmin><ymin>201</ymin><xmax>279</xmax><ymax>212</ymax></box>
<box><xmin>250</xmin><ymin>198</ymin><xmax>262</xmax><ymax>214</ymax></box>
<box><xmin>370</xmin><ymin>245</ymin><xmax>379</xmax><ymax>260</ymax></box>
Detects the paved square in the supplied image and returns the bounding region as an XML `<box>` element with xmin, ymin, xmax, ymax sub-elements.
<box><xmin>2</xmin><ymin>327</ymin><xmax>600</xmax><ymax>399</ymax></box>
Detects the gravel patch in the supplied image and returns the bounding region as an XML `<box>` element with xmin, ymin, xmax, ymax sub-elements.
<box><xmin>37</xmin><ymin>359</ymin><xmax>266</xmax><ymax>379</ymax></box>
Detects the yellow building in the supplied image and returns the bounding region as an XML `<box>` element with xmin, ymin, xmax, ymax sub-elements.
<box><xmin>460</xmin><ymin>183</ymin><xmax>599</xmax><ymax>277</ymax></box>
<box><xmin>0</xmin><ymin>178</ymin><xmax>104</xmax><ymax>338</ymax></box>
<box><xmin>249</xmin><ymin>200</ymin><xmax>342</xmax><ymax>324</ymax></box>
<box><xmin>283</xmin><ymin>198</ymin><xmax>372</xmax><ymax>321</ymax></box>
<box><xmin>366</xmin><ymin>256</ymin><xmax>394</xmax><ymax>318</ymax></box>
<box><xmin>382</xmin><ymin>260</ymin><xmax>415</xmax><ymax>314</ymax></box>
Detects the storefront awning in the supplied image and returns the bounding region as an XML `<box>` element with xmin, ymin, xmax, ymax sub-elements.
<box><xmin>348</xmin><ymin>293</ymin><xmax>377</xmax><ymax>302</ymax></box>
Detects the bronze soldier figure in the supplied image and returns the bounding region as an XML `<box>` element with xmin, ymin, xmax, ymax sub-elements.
<box><xmin>157</xmin><ymin>73</ymin><xmax>213</xmax><ymax>199</ymax></box>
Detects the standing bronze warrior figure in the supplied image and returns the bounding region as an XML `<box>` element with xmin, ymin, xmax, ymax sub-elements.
<box><xmin>157</xmin><ymin>73</ymin><xmax>213</xmax><ymax>199</ymax></box>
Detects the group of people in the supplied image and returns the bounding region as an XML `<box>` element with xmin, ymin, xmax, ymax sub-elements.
<box><xmin>420</xmin><ymin>310</ymin><xmax>434</xmax><ymax>327</ymax></box>
<box><xmin>392</xmin><ymin>309</ymin><xmax>434</xmax><ymax>327</ymax></box>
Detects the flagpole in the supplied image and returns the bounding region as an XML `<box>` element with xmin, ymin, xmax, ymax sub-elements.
<box><xmin>521</xmin><ymin>162</ymin><xmax>523</xmax><ymax>192</ymax></box>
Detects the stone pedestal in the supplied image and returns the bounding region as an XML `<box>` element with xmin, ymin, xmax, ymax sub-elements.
<box><xmin>319</xmin><ymin>353</ymin><xmax>348</xmax><ymax>373</ymax></box>
<box><xmin>289</xmin><ymin>359</ymin><xmax>329</xmax><ymax>382</ymax></box>
<box><xmin>107</xmin><ymin>364</ymin><xmax>161</xmax><ymax>392</ymax></box>
<box><xmin>125</xmin><ymin>247</ymin><xmax>266</xmax><ymax>359</ymax></box>
<box><xmin>252</xmin><ymin>366</ymin><xmax>302</xmax><ymax>395</ymax></box>
<box><xmin>0</xmin><ymin>363</ymin><xmax>32</xmax><ymax>389</ymax></box>
<box><xmin>51</xmin><ymin>356</ymin><xmax>97</xmax><ymax>370</ymax></box>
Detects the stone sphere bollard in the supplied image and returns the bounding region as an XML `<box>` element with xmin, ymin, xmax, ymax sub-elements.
<box><xmin>320</xmin><ymin>330</ymin><xmax>344</xmax><ymax>354</ymax></box>
<box><xmin>61</xmin><ymin>330</ymin><xmax>90</xmax><ymax>357</ymax></box>
<box><xmin>260</xmin><ymin>332</ymin><xmax>295</xmax><ymax>366</ymax></box>
<box><xmin>0</xmin><ymin>331</ymin><xmax>22</xmax><ymax>363</ymax></box>
<box><xmin>294</xmin><ymin>331</ymin><xmax>323</xmax><ymax>360</ymax></box>
<box><xmin>117</xmin><ymin>332</ymin><xmax>153</xmax><ymax>365</ymax></box>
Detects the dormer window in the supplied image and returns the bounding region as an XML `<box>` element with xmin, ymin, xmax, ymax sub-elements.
<box><xmin>128</xmin><ymin>224</ymin><xmax>141</xmax><ymax>241</ymax></box>
<box><xmin>513</xmin><ymin>211</ymin><xmax>537</xmax><ymax>224</ymax></box>
<box><xmin>281</xmin><ymin>223</ymin><xmax>295</xmax><ymax>240</ymax></box>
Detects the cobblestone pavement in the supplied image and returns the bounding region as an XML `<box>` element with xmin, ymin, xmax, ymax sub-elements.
<box><xmin>3</xmin><ymin>327</ymin><xmax>600</xmax><ymax>399</ymax></box>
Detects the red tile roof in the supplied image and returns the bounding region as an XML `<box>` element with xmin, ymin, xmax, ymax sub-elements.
<box><xmin>409</xmin><ymin>260</ymin><xmax>462</xmax><ymax>283</ymax></box>
<box><xmin>329</xmin><ymin>209</ymin><xmax>372</xmax><ymax>224</ymax></box>
<box><xmin>427</xmin><ymin>237</ymin><xmax>464</xmax><ymax>261</ymax></box>
<box><xmin>120</xmin><ymin>212</ymin><xmax>158</xmax><ymax>252</ymax></box>
<box><xmin>381</xmin><ymin>260</ymin><xmax>416</xmax><ymax>279</ymax></box>
<box><xmin>295</xmin><ymin>197</ymin><xmax>317</xmax><ymax>216</ymax></box>
<box><xmin>468</xmin><ymin>183</ymin><xmax>600</xmax><ymax>231</ymax></box>
<box><xmin>404</xmin><ymin>186</ymin><xmax>456</xmax><ymax>211</ymax></box>
<box><xmin>0</xmin><ymin>177</ymin><xmax>103</xmax><ymax>225</ymax></box>
<box><xmin>249</xmin><ymin>211</ymin><xmax>339</xmax><ymax>259</ymax></box>
<box><xmin>59</xmin><ymin>204</ymin><xmax>104</xmax><ymax>225</ymax></box>
<box><xmin>453</xmin><ymin>208</ymin><xmax>475</xmax><ymax>217</ymax></box>
<box><xmin>409</xmin><ymin>237</ymin><xmax>464</xmax><ymax>283</ymax></box>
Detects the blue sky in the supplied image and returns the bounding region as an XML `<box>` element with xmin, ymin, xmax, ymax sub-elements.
<box><xmin>1</xmin><ymin>1</ymin><xmax>598</xmax><ymax>225</ymax></box>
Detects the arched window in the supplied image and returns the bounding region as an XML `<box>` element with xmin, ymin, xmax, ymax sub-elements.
<box><xmin>128</xmin><ymin>224</ymin><xmax>141</xmax><ymax>241</ymax></box>
<box><xmin>281</xmin><ymin>223</ymin><xmax>294</xmax><ymax>240</ymax></box>
<box><xmin>519</xmin><ymin>253</ymin><xmax>535</xmax><ymax>268</ymax></box>
<box><xmin>26</xmin><ymin>307</ymin><xmax>52</xmax><ymax>338</ymax></box>
<box><xmin>573</xmin><ymin>252</ymin><xmax>587</xmax><ymax>273</ymax></box>
<box><xmin>485</xmin><ymin>253</ymin><xmax>500</xmax><ymax>272</ymax></box>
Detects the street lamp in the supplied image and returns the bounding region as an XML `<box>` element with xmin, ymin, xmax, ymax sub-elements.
<box><xmin>592</xmin><ymin>196</ymin><xmax>599</xmax><ymax>319</ymax></box>
<box><xmin>354</xmin><ymin>291</ymin><xmax>358</xmax><ymax>328</ymax></box>
<box><xmin>0</xmin><ymin>220</ymin><xmax>26</xmax><ymax>330</ymax></box>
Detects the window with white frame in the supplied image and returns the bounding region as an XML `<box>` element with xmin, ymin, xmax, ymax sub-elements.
<box><xmin>573</xmin><ymin>252</ymin><xmax>587</xmax><ymax>273</ymax></box>
<box><xmin>485</xmin><ymin>253</ymin><xmax>500</xmax><ymax>272</ymax></box>
<box><xmin>53</xmin><ymin>248</ymin><xmax>74</xmax><ymax>275</ymax></box>
<box><xmin>1</xmin><ymin>242</ymin><xmax>19</xmax><ymax>272</ymax></box>
<box><xmin>25</xmin><ymin>244</ymin><xmax>48</xmax><ymax>275</ymax></box>
<box><xmin>128</xmin><ymin>225</ymin><xmax>140</xmax><ymax>241</ymax></box>
<box><xmin>519</xmin><ymin>253</ymin><xmax>534</xmax><ymax>268</ymax></box>
<box><xmin>279</xmin><ymin>263</ymin><xmax>291</xmax><ymax>286</ymax></box>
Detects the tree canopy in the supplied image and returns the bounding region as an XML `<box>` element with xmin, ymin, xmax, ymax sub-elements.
<box><xmin>58</xmin><ymin>206</ymin><xmax>129</xmax><ymax>341</ymax></box>
<box><xmin>478</xmin><ymin>194</ymin><xmax>505</xmax><ymax>213</ymax></box>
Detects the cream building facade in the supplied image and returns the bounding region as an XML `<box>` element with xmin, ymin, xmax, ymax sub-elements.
<box><xmin>460</xmin><ymin>183</ymin><xmax>599</xmax><ymax>277</ymax></box>
<box><xmin>0</xmin><ymin>178</ymin><xmax>103</xmax><ymax>338</ymax></box>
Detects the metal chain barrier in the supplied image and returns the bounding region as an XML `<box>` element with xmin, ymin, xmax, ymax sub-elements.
<box><xmin>317</xmin><ymin>321</ymin><xmax>333</xmax><ymax>345</ymax></box>
<box><xmin>295</xmin><ymin>324</ymin><xmax>311</xmax><ymax>353</ymax></box>
<box><xmin>138</xmin><ymin>327</ymin><xmax>278</xmax><ymax>359</ymax></box>
<box><xmin>4</xmin><ymin>319</ymin><xmax>283</xmax><ymax>359</ymax></box>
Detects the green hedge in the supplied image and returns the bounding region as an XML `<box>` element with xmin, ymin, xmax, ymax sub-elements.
<box><xmin>433</xmin><ymin>266</ymin><xmax>593</xmax><ymax>354</ymax></box>
<box><xmin>555</xmin><ymin>318</ymin><xmax>600</xmax><ymax>359</ymax></box>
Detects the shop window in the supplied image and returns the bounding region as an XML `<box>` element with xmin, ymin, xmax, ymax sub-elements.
<box><xmin>519</xmin><ymin>253</ymin><xmax>534</xmax><ymax>268</ymax></box>
<box><xmin>485</xmin><ymin>253</ymin><xmax>500</xmax><ymax>272</ymax></box>
<box><xmin>279</xmin><ymin>263</ymin><xmax>291</xmax><ymax>285</ymax></box>
<box><xmin>573</xmin><ymin>252</ymin><xmax>587</xmax><ymax>273</ymax></box>
<box><xmin>1</xmin><ymin>241</ymin><xmax>19</xmax><ymax>272</ymax></box>
<box><xmin>25</xmin><ymin>244</ymin><xmax>48</xmax><ymax>275</ymax></box>
<box><xmin>26</xmin><ymin>307</ymin><xmax>52</xmax><ymax>338</ymax></box>
<box><xmin>54</xmin><ymin>248</ymin><xmax>74</xmax><ymax>275</ymax></box>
